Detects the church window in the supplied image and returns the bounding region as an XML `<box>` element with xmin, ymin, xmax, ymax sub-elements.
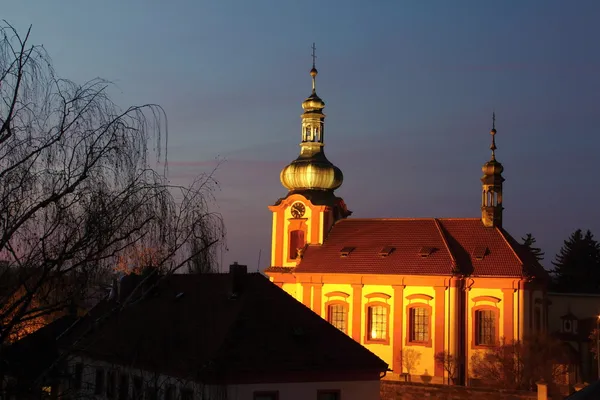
<box><xmin>327</xmin><ymin>302</ymin><xmax>348</xmax><ymax>333</ymax></box>
<box><xmin>289</xmin><ymin>230</ymin><xmax>305</xmax><ymax>260</ymax></box>
<box><xmin>366</xmin><ymin>304</ymin><xmax>388</xmax><ymax>342</ymax></box>
<box><xmin>475</xmin><ymin>309</ymin><xmax>497</xmax><ymax>346</ymax></box>
<box><xmin>409</xmin><ymin>306</ymin><xmax>430</xmax><ymax>343</ymax></box>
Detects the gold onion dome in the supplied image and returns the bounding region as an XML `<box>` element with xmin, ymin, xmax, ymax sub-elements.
<box><xmin>280</xmin><ymin>46</ymin><xmax>343</xmax><ymax>192</ymax></box>
<box><xmin>280</xmin><ymin>154</ymin><xmax>344</xmax><ymax>191</ymax></box>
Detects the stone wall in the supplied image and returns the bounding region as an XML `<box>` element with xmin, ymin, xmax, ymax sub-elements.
<box><xmin>380</xmin><ymin>381</ymin><xmax>541</xmax><ymax>400</ymax></box>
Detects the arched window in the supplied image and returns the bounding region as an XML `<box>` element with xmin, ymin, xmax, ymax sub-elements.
<box><xmin>365</xmin><ymin>302</ymin><xmax>390</xmax><ymax>344</ymax></box>
<box><xmin>407</xmin><ymin>304</ymin><xmax>431</xmax><ymax>345</ymax></box>
<box><xmin>473</xmin><ymin>306</ymin><xmax>499</xmax><ymax>347</ymax></box>
<box><xmin>289</xmin><ymin>230</ymin><xmax>305</xmax><ymax>260</ymax></box>
<box><xmin>326</xmin><ymin>301</ymin><xmax>348</xmax><ymax>334</ymax></box>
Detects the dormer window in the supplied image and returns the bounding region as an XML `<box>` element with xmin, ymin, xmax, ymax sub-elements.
<box><xmin>472</xmin><ymin>246</ymin><xmax>488</xmax><ymax>260</ymax></box>
<box><xmin>340</xmin><ymin>247</ymin><xmax>355</xmax><ymax>257</ymax></box>
<box><xmin>560</xmin><ymin>312</ymin><xmax>578</xmax><ymax>334</ymax></box>
<box><xmin>418</xmin><ymin>246</ymin><xmax>435</xmax><ymax>257</ymax></box>
<box><xmin>378</xmin><ymin>246</ymin><xmax>394</xmax><ymax>257</ymax></box>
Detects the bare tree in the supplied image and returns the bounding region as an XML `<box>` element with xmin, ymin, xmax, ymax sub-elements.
<box><xmin>434</xmin><ymin>351</ymin><xmax>459</xmax><ymax>384</ymax></box>
<box><xmin>402</xmin><ymin>348</ymin><xmax>421</xmax><ymax>381</ymax></box>
<box><xmin>0</xmin><ymin>20</ymin><xmax>224</xmax><ymax>350</ymax></box>
<box><xmin>470</xmin><ymin>334</ymin><xmax>575</xmax><ymax>392</ymax></box>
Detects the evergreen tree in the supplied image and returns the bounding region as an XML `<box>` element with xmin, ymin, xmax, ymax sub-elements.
<box><xmin>521</xmin><ymin>233</ymin><xmax>545</xmax><ymax>262</ymax></box>
<box><xmin>551</xmin><ymin>229</ymin><xmax>600</xmax><ymax>293</ymax></box>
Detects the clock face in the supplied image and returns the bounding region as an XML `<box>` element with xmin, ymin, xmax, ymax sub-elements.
<box><xmin>290</xmin><ymin>202</ymin><xmax>306</xmax><ymax>218</ymax></box>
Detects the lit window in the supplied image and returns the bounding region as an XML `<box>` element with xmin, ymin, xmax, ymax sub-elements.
<box><xmin>367</xmin><ymin>305</ymin><xmax>387</xmax><ymax>341</ymax></box>
<box><xmin>409</xmin><ymin>307</ymin><xmax>429</xmax><ymax>343</ymax></box>
<box><xmin>327</xmin><ymin>303</ymin><xmax>348</xmax><ymax>333</ymax></box>
<box><xmin>289</xmin><ymin>230</ymin><xmax>305</xmax><ymax>259</ymax></box>
<box><xmin>475</xmin><ymin>309</ymin><xmax>496</xmax><ymax>346</ymax></box>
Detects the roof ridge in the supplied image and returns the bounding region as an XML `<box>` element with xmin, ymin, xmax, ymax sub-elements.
<box><xmin>339</xmin><ymin>218</ymin><xmax>440</xmax><ymax>222</ymax></box>
<box><xmin>337</xmin><ymin>217</ymin><xmax>482</xmax><ymax>222</ymax></box>
<box><xmin>433</xmin><ymin>218</ymin><xmax>458</xmax><ymax>269</ymax></box>
<box><xmin>496</xmin><ymin>228</ymin><xmax>525</xmax><ymax>271</ymax></box>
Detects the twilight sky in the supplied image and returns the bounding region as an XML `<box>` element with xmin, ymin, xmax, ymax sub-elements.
<box><xmin>4</xmin><ymin>1</ymin><xmax>599</xmax><ymax>272</ymax></box>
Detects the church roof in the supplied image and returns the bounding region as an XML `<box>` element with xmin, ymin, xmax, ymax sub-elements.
<box><xmin>62</xmin><ymin>272</ymin><xmax>387</xmax><ymax>384</ymax></box>
<box><xmin>272</xmin><ymin>218</ymin><xmax>547</xmax><ymax>278</ymax></box>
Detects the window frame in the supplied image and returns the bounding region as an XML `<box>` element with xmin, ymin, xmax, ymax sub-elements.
<box><xmin>106</xmin><ymin>369</ymin><xmax>117</xmax><ymax>399</ymax></box>
<box><xmin>253</xmin><ymin>391</ymin><xmax>279</xmax><ymax>400</ymax></box>
<box><xmin>94</xmin><ymin>367</ymin><xmax>105</xmax><ymax>395</ymax></box>
<box><xmin>326</xmin><ymin>300</ymin><xmax>349</xmax><ymax>334</ymax></box>
<box><xmin>317</xmin><ymin>389</ymin><xmax>341</xmax><ymax>400</ymax></box>
<box><xmin>472</xmin><ymin>305</ymin><xmax>500</xmax><ymax>349</ymax></box>
<box><xmin>72</xmin><ymin>363</ymin><xmax>83</xmax><ymax>390</ymax></box>
<box><xmin>364</xmin><ymin>301</ymin><xmax>390</xmax><ymax>345</ymax></box>
<box><xmin>405</xmin><ymin>303</ymin><xmax>432</xmax><ymax>347</ymax></box>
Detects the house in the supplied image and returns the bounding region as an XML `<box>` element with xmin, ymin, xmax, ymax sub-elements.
<box><xmin>1</xmin><ymin>314</ymin><xmax>78</xmax><ymax>398</ymax></box>
<box><xmin>50</xmin><ymin>264</ymin><xmax>388</xmax><ymax>400</ymax></box>
<box><xmin>265</xmin><ymin>58</ymin><xmax>549</xmax><ymax>385</ymax></box>
<box><xmin>547</xmin><ymin>292</ymin><xmax>600</xmax><ymax>382</ymax></box>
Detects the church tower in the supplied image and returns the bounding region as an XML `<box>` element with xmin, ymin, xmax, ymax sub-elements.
<box><xmin>481</xmin><ymin>113</ymin><xmax>505</xmax><ymax>228</ymax></box>
<box><xmin>269</xmin><ymin>44</ymin><xmax>350</xmax><ymax>268</ymax></box>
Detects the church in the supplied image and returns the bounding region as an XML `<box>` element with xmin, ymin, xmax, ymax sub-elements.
<box><xmin>264</xmin><ymin>56</ymin><xmax>549</xmax><ymax>385</ymax></box>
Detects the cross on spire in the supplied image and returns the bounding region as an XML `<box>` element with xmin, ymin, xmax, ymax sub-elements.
<box><xmin>490</xmin><ymin>111</ymin><xmax>497</xmax><ymax>160</ymax></box>
<box><xmin>311</xmin><ymin>42</ymin><xmax>317</xmax><ymax>68</ymax></box>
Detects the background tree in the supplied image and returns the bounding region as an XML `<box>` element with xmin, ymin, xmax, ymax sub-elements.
<box><xmin>0</xmin><ymin>21</ymin><xmax>224</xmax><ymax>349</ymax></box>
<box><xmin>522</xmin><ymin>233</ymin><xmax>545</xmax><ymax>262</ymax></box>
<box><xmin>551</xmin><ymin>229</ymin><xmax>600</xmax><ymax>293</ymax></box>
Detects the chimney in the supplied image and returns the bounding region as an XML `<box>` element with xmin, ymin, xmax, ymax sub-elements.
<box><xmin>108</xmin><ymin>278</ymin><xmax>119</xmax><ymax>301</ymax></box>
<box><xmin>229</xmin><ymin>262</ymin><xmax>247</xmax><ymax>298</ymax></box>
<box><xmin>119</xmin><ymin>273</ymin><xmax>142</xmax><ymax>303</ymax></box>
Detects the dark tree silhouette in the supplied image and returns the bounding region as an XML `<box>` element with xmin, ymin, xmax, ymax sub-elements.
<box><xmin>551</xmin><ymin>229</ymin><xmax>600</xmax><ymax>293</ymax></box>
<box><xmin>521</xmin><ymin>233</ymin><xmax>544</xmax><ymax>262</ymax></box>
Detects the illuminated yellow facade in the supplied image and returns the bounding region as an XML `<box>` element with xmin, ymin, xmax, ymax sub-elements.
<box><xmin>266</xmin><ymin>54</ymin><xmax>548</xmax><ymax>385</ymax></box>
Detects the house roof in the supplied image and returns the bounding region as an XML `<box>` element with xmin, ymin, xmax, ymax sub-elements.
<box><xmin>268</xmin><ymin>218</ymin><xmax>547</xmax><ymax>278</ymax></box>
<box><xmin>64</xmin><ymin>272</ymin><xmax>387</xmax><ymax>383</ymax></box>
<box><xmin>2</xmin><ymin>314</ymin><xmax>79</xmax><ymax>382</ymax></box>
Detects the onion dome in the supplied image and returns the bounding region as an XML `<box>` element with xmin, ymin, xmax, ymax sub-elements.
<box><xmin>280</xmin><ymin>153</ymin><xmax>344</xmax><ymax>191</ymax></box>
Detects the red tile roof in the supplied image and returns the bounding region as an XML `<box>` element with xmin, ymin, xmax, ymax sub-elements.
<box><xmin>64</xmin><ymin>273</ymin><xmax>388</xmax><ymax>383</ymax></box>
<box><xmin>278</xmin><ymin>218</ymin><xmax>545</xmax><ymax>278</ymax></box>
